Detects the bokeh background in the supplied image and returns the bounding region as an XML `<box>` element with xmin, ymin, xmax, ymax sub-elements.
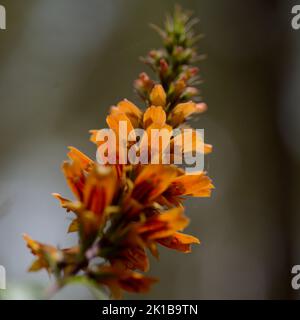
<box><xmin>0</xmin><ymin>0</ymin><xmax>299</xmax><ymax>299</ymax></box>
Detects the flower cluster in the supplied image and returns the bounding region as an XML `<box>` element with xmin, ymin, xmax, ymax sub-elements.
<box><xmin>24</xmin><ymin>7</ymin><xmax>214</xmax><ymax>299</ymax></box>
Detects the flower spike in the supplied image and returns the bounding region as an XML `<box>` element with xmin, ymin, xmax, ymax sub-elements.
<box><xmin>24</xmin><ymin>6</ymin><xmax>213</xmax><ymax>299</ymax></box>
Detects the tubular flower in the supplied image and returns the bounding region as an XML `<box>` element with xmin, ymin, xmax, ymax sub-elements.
<box><xmin>157</xmin><ymin>232</ymin><xmax>200</xmax><ymax>253</ymax></box>
<box><xmin>168</xmin><ymin>102</ymin><xmax>207</xmax><ymax>127</ymax></box>
<box><xmin>54</xmin><ymin>161</ymin><xmax>118</xmax><ymax>243</ymax></box>
<box><xmin>160</xmin><ymin>171</ymin><xmax>214</xmax><ymax>206</ymax></box>
<box><xmin>24</xmin><ymin>6</ymin><xmax>214</xmax><ymax>299</ymax></box>
<box><xmin>131</xmin><ymin>165</ymin><xmax>178</xmax><ymax>204</ymax></box>
<box><xmin>23</xmin><ymin>234</ymin><xmax>79</xmax><ymax>275</ymax></box>
<box><xmin>23</xmin><ymin>234</ymin><xmax>61</xmax><ymax>273</ymax></box>
<box><xmin>136</xmin><ymin>207</ymin><xmax>189</xmax><ymax>241</ymax></box>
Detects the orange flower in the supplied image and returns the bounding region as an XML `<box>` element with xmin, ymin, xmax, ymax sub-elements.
<box><xmin>82</xmin><ymin>165</ymin><xmax>117</xmax><ymax>216</ymax></box>
<box><xmin>139</xmin><ymin>108</ymin><xmax>173</xmax><ymax>164</ymax></box>
<box><xmin>54</xmin><ymin>156</ymin><xmax>118</xmax><ymax>240</ymax></box>
<box><xmin>105</xmin><ymin>207</ymin><xmax>195</xmax><ymax>270</ymax></box>
<box><xmin>24</xmin><ymin>234</ymin><xmax>82</xmax><ymax>277</ymax></box>
<box><xmin>172</xmin><ymin>172</ymin><xmax>214</xmax><ymax>197</ymax></box>
<box><xmin>67</xmin><ymin>146</ymin><xmax>94</xmax><ymax>170</ymax></box>
<box><xmin>143</xmin><ymin>106</ymin><xmax>167</xmax><ymax>129</ymax></box>
<box><xmin>157</xmin><ymin>232</ymin><xmax>200</xmax><ymax>253</ymax></box>
<box><xmin>171</xmin><ymin>129</ymin><xmax>212</xmax><ymax>157</ymax></box>
<box><xmin>61</xmin><ymin>161</ymin><xmax>85</xmax><ymax>202</ymax></box>
<box><xmin>90</xmin><ymin>99</ymin><xmax>142</xmax><ymax>148</ymax></box>
<box><xmin>131</xmin><ymin>165</ymin><xmax>178</xmax><ymax>204</ymax></box>
<box><xmin>168</xmin><ymin>102</ymin><xmax>207</xmax><ymax>127</ymax></box>
<box><xmin>110</xmin><ymin>99</ymin><xmax>143</xmax><ymax>128</ymax></box>
<box><xmin>137</xmin><ymin>207</ymin><xmax>189</xmax><ymax>241</ymax></box>
<box><xmin>106</xmin><ymin>112</ymin><xmax>135</xmax><ymax>138</ymax></box>
<box><xmin>23</xmin><ymin>234</ymin><xmax>62</xmax><ymax>273</ymax></box>
<box><xmin>159</xmin><ymin>171</ymin><xmax>213</xmax><ymax>207</ymax></box>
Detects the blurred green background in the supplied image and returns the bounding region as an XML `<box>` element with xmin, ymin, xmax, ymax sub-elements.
<box><xmin>0</xmin><ymin>0</ymin><xmax>299</xmax><ymax>299</ymax></box>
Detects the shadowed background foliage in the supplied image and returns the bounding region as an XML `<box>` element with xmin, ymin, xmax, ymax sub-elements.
<box><xmin>0</xmin><ymin>0</ymin><xmax>299</xmax><ymax>299</ymax></box>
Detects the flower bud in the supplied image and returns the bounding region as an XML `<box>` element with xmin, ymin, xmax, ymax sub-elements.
<box><xmin>196</xmin><ymin>102</ymin><xmax>207</xmax><ymax>113</ymax></box>
<box><xmin>159</xmin><ymin>59</ymin><xmax>169</xmax><ymax>77</ymax></box>
<box><xmin>150</xmin><ymin>84</ymin><xmax>166</xmax><ymax>107</ymax></box>
<box><xmin>174</xmin><ymin>80</ymin><xmax>186</xmax><ymax>96</ymax></box>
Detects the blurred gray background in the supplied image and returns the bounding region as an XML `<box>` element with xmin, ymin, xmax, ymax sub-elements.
<box><xmin>0</xmin><ymin>0</ymin><xmax>299</xmax><ymax>299</ymax></box>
